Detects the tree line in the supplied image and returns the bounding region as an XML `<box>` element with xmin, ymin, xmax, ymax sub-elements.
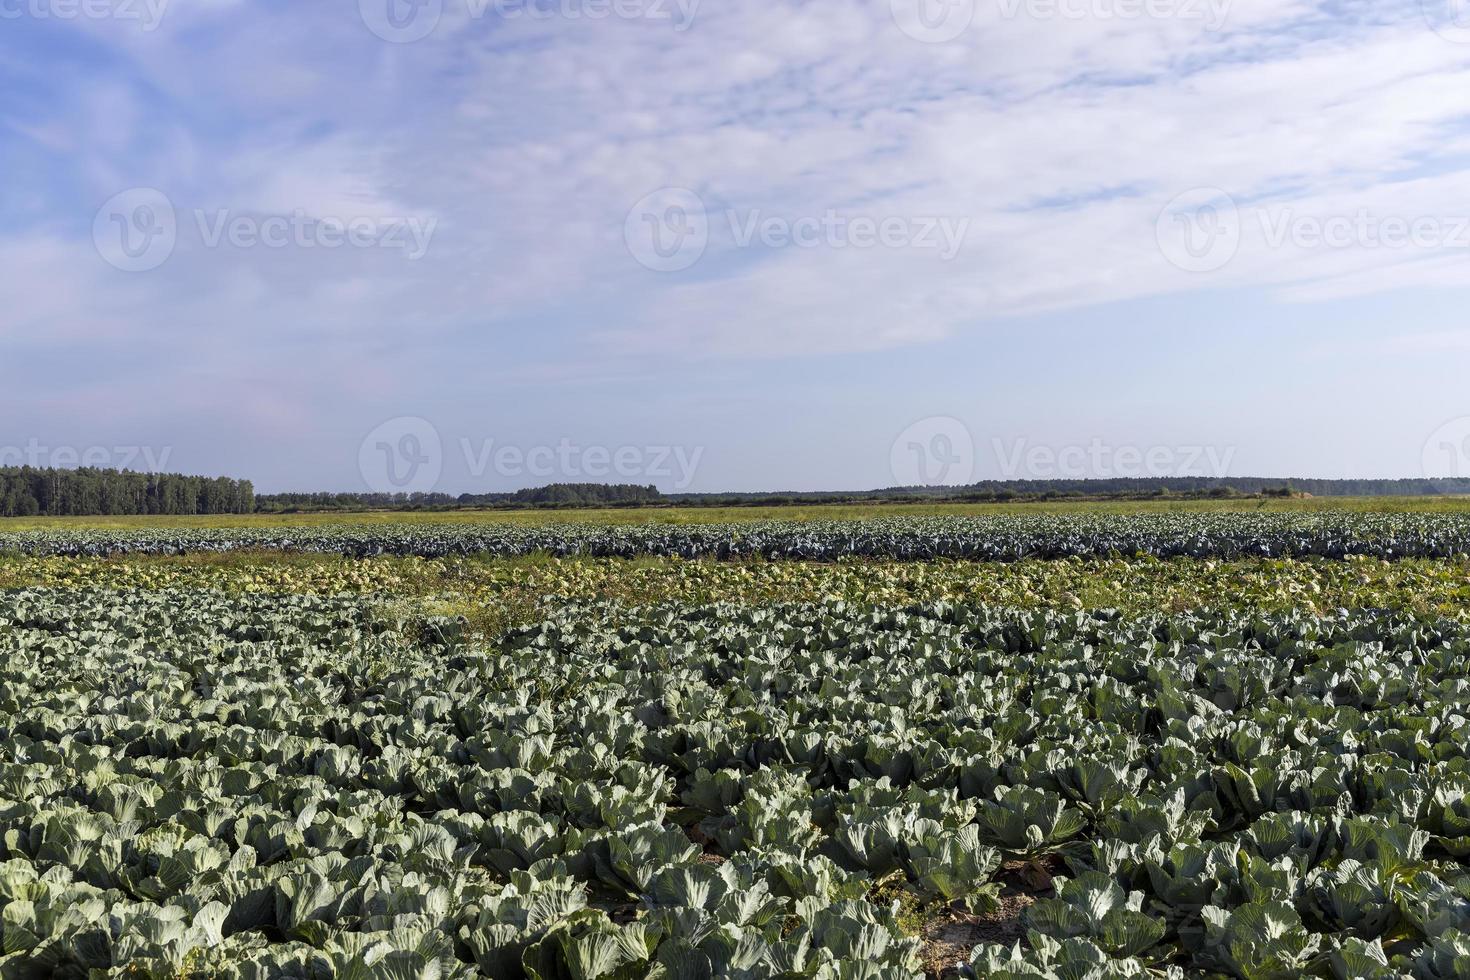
<box><xmin>6</xmin><ymin>470</ymin><xmax>1470</xmax><ymax>519</ymax></box>
<box><xmin>0</xmin><ymin>467</ymin><xmax>255</xmax><ymax>517</ymax></box>
<box><xmin>254</xmin><ymin>484</ymin><xmax>662</xmax><ymax>513</ymax></box>
<box><xmin>884</xmin><ymin>477</ymin><xmax>1470</xmax><ymax>498</ymax></box>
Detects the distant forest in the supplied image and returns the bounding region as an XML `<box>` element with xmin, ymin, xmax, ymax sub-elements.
<box><xmin>0</xmin><ymin>467</ymin><xmax>255</xmax><ymax>517</ymax></box>
<box><xmin>255</xmin><ymin>483</ymin><xmax>662</xmax><ymax>513</ymax></box>
<box><xmin>673</xmin><ymin>477</ymin><xmax>1470</xmax><ymax>506</ymax></box>
<box><xmin>258</xmin><ymin>477</ymin><xmax>1470</xmax><ymax>513</ymax></box>
<box><xmin>885</xmin><ymin>477</ymin><xmax>1470</xmax><ymax>499</ymax></box>
<box><xmin>5</xmin><ymin>469</ymin><xmax>1470</xmax><ymax>517</ymax></box>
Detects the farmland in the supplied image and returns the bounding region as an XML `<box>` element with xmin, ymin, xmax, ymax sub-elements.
<box><xmin>4</xmin><ymin>494</ymin><xmax>1470</xmax><ymax>533</ymax></box>
<box><xmin>9</xmin><ymin>512</ymin><xmax>1470</xmax><ymax>561</ymax></box>
<box><xmin>2</xmin><ymin>511</ymin><xmax>1470</xmax><ymax>978</ymax></box>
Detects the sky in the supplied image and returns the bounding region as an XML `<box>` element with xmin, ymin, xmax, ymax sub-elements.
<box><xmin>3</xmin><ymin>0</ymin><xmax>1470</xmax><ymax>494</ymax></box>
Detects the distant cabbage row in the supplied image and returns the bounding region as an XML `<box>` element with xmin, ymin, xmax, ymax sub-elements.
<box><xmin>3</xmin><ymin>590</ymin><xmax>1470</xmax><ymax>977</ymax></box>
<box><xmin>7</xmin><ymin>512</ymin><xmax>1470</xmax><ymax>561</ymax></box>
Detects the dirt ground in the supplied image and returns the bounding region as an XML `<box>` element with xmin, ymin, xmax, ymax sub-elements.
<box><xmin>920</xmin><ymin>858</ymin><xmax>1059</xmax><ymax>978</ymax></box>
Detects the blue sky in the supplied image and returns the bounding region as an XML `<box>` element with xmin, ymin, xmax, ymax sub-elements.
<box><xmin>4</xmin><ymin>0</ymin><xmax>1470</xmax><ymax>493</ymax></box>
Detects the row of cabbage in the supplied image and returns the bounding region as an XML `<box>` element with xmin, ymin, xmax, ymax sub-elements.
<box><xmin>2</xmin><ymin>590</ymin><xmax>1469</xmax><ymax>977</ymax></box>
<box><xmin>7</xmin><ymin>513</ymin><xmax>1470</xmax><ymax>561</ymax></box>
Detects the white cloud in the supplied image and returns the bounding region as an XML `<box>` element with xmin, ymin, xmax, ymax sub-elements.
<box><xmin>5</xmin><ymin>0</ymin><xmax>1470</xmax><ymax>366</ymax></box>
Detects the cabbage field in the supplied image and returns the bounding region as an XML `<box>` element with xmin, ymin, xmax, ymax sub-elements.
<box><xmin>2</xmin><ymin>514</ymin><xmax>1470</xmax><ymax>978</ymax></box>
<box><xmin>6</xmin><ymin>512</ymin><xmax>1470</xmax><ymax>561</ymax></box>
